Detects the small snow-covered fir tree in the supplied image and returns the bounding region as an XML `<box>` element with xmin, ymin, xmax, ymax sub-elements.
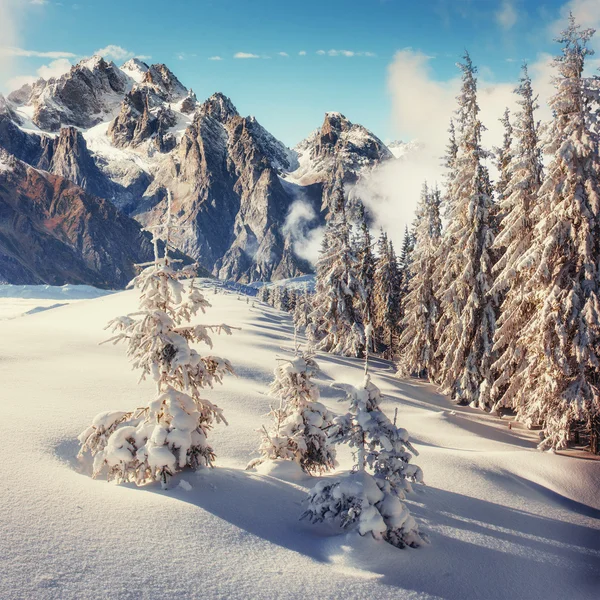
<box><xmin>490</xmin><ymin>65</ymin><xmax>544</xmax><ymax>413</ymax></box>
<box><xmin>434</xmin><ymin>52</ymin><xmax>497</xmax><ymax>408</ymax></box>
<box><xmin>78</xmin><ymin>194</ymin><xmax>235</xmax><ymax>488</ymax></box>
<box><xmin>301</xmin><ymin>329</ymin><xmax>426</xmax><ymax>549</ymax></box>
<box><xmin>513</xmin><ymin>16</ymin><xmax>600</xmax><ymax>449</ymax></box>
<box><xmin>310</xmin><ymin>180</ymin><xmax>366</xmax><ymax>357</ymax></box>
<box><xmin>248</xmin><ymin>350</ymin><xmax>336</xmax><ymax>474</ymax></box>
<box><xmin>397</xmin><ymin>183</ymin><xmax>443</xmax><ymax>379</ymax></box>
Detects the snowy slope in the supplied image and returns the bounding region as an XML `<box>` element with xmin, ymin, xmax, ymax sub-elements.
<box><xmin>0</xmin><ymin>284</ymin><xmax>598</xmax><ymax>600</ymax></box>
<box><xmin>0</xmin><ymin>284</ymin><xmax>112</xmax><ymax>320</ymax></box>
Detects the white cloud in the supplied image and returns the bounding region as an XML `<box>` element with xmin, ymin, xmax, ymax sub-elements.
<box><xmin>318</xmin><ymin>49</ymin><xmax>376</xmax><ymax>58</ymax></box>
<box><xmin>353</xmin><ymin>48</ymin><xmax>557</xmax><ymax>250</ymax></box>
<box><xmin>282</xmin><ymin>198</ymin><xmax>323</xmax><ymax>263</ymax></box>
<box><xmin>298</xmin><ymin>50</ymin><xmax>307</xmax><ymax>56</ymax></box>
<box><xmin>278</xmin><ymin>51</ymin><xmax>289</xmax><ymax>57</ymax></box>
<box><xmin>7</xmin><ymin>57</ymin><xmax>73</xmax><ymax>89</ymax></box>
<box><xmin>551</xmin><ymin>0</ymin><xmax>600</xmax><ymax>33</ymax></box>
<box><xmin>0</xmin><ymin>47</ymin><xmax>76</xmax><ymax>58</ymax></box>
<box><xmin>495</xmin><ymin>1</ymin><xmax>518</xmax><ymax>30</ymax></box>
<box><xmin>37</xmin><ymin>57</ymin><xmax>72</xmax><ymax>79</ymax></box>
<box><xmin>234</xmin><ymin>52</ymin><xmax>260</xmax><ymax>59</ymax></box>
<box><xmin>30</xmin><ymin>0</ymin><xmax>49</xmax><ymax>5</ymax></box>
<box><xmin>209</xmin><ymin>55</ymin><xmax>223</xmax><ymax>61</ymax></box>
<box><xmin>94</xmin><ymin>44</ymin><xmax>150</xmax><ymax>61</ymax></box>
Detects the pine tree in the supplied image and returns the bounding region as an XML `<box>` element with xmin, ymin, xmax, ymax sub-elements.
<box><xmin>495</xmin><ymin>108</ymin><xmax>513</xmax><ymax>204</ymax></box>
<box><xmin>78</xmin><ymin>195</ymin><xmax>235</xmax><ymax>488</ymax></box>
<box><xmin>434</xmin><ymin>52</ymin><xmax>497</xmax><ymax>408</ymax></box>
<box><xmin>257</xmin><ymin>285</ymin><xmax>270</xmax><ymax>304</ymax></box>
<box><xmin>310</xmin><ymin>181</ymin><xmax>365</xmax><ymax>357</ymax></box>
<box><xmin>514</xmin><ymin>16</ymin><xmax>600</xmax><ymax>449</ymax></box>
<box><xmin>293</xmin><ymin>286</ymin><xmax>313</xmax><ymax>332</ymax></box>
<box><xmin>248</xmin><ymin>350</ymin><xmax>336</xmax><ymax>474</ymax></box>
<box><xmin>373</xmin><ymin>231</ymin><xmax>401</xmax><ymax>358</ymax></box>
<box><xmin>355</xmin><ymin>202</ymin><xmax>376</xmax><ymax>339</ymax></box>
<box><xmin>278</xmin><ymin>286</ymin><xmax>290</xmax><ymax>312</ymax></box>
<box><xmin>301</xmin><ymin>329</ymin><xmax>426</xmax><ymax>548</ymax></box>
<box><xmin>398</xmin><ymin>183</ymin><xmax>443</xmax><ymax>379</ymax></box>
<box><xmin>490</xmin><ymin>65</ymin><xmax>544</xmax><ymax>413</ymax></box>
<box><xmin>397</xmin><ymin>226</ymin><xmax>415</xmax><ymax>334</ymax></box>
<box><xmin>287</xmin><ymin>288</ymin><xmax>298</xmax><ymax>312</ymax></box>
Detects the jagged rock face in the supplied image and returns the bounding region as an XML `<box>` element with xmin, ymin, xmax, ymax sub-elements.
<box><xmin>180</xmin><ymin>91</ymin><xmax>198</xmax><ymax>115</ymax></box>
<box><xmin>138</xmin><ymin>95</ymin><xmax>310</xmax><ymax>283</ymax></box>
<box><xmin>142</xmin><ymin>64</ymin><xmax>188</xmax><ymax>103</ymax></box>
<box><xmin>0</xmin><ymin>152</ymin><xmax>156</xmax><ymax>288</ymax></box>
<box><xmin>0</xmin><ymin>101</ymin><xmax>43</xmax><ymax>165</ymax></box>
<box><xmin>108</xmin><ymin>88</ymin><xmax>177</xmax><ymax>150</ymax></box>
<box><xmin>9</xmin><ymin>56</ymin><xmax>129</xmax><ymax>132</ymax></box>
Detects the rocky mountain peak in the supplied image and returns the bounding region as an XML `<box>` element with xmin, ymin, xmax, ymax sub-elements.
<box><xmin>199</xmin><ymin>92</ymin><xmax>239</xmax><ymax>124</ymax></box>
<box><xmin>7</xmin><ymin>55</ymin><xmax>129</xmax><ymax>132</ymax></box>
<box><xmin>180</xmin><ymin>89</ymin><xmax>198</xmax><ymax>115</ymax></box>
<box><xmin>120</xmin><ymin>58</ymin><xmax>150</xmax><ymax>83</ymax></box>
<box><xmin>141</xmin><ymin>64</ymin><xmax>187</xmax><ymax>102</ymax></box>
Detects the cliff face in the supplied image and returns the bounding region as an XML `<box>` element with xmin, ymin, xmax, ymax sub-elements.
<box><xmin>0</xmin><ymin>56</ymin><xmax>397</xmax><ymax>286</ymax></box>
<box><xmin>0</xmin><ymin>152</ymin><xmax>156</xmax><ymax>288</ymax></box>
<box><xmin>138</xmin><ymin>94</ymin><xmax>311</xmax><ymax>283</ymax></box>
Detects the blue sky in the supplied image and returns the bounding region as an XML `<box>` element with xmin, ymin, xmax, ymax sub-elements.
<box><xmin>0</xmin><ymin>0</ymin><xmax>595</xmax><ymax>146</ymax></box>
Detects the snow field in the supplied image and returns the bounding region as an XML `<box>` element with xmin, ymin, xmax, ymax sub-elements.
<box><xmin>0</xmin><ymin>284</ymin><xmax>598</xmax><ymax>599</ymax></box>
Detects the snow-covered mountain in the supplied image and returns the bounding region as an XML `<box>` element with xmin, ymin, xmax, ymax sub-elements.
<box><xmin>289</xmin><ymin>112</ymin><xmax>393</xmax><ymax>213</ymax></box>
<box><xmin>0</xmin><ymin>55</ymin><xmax>402</xmax><ymax>285</ymax></box>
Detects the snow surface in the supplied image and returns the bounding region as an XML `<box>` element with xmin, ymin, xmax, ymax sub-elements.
<box><xmin>250</xmin><ymin>274</ymin><xmax>315</xmax><ymax>292</ymax></box>
<box><xmin>0</xmin><ymin>284</ymin><xmax>112</xmax><ymax>320</ymax></box>
<box><xmin>0</xmin><ymin>282</ymin><xmax>598</xmax><ymax>599</ymax></box>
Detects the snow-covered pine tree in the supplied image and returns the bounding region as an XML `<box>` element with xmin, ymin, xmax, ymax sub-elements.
<box><xmin>301</xmin><ymin>329</ymin><xmax>426</xmax><ymax>548</ymax></box>
<box><xmin>257</xmin><ymin>285</ymin><xmax>270</xmax><ymax>304</ymax></box>
<box><xmin>397</xmin><ymin>226</ymin><xmax>415</xmax><ymax>336</ymax></box>
<box><xmin>513</xmin><ymin>16</ymin><xmax>600</xmax><ymax>449</ymax></box>
<box><xmin>288</xmin><ymin>288</ymin><xmax>298</xmax><ymax>312</ymax></box>
<box><xmin>490</xmin><ymin>65</ymin><xmax>544</xmax><ymax>413</ymax></box>
<box><xmin>495</xmin><ymin>108</ymin><xmax>514</xmax><ymax>204</ymax></box>
<box><xmin>247</xmin><ymin>350</ymin><xmax>336</xmax><ymax>474</ymax></box>
<box><xmin>279</xmin><ymin>287</ymin><xmax>291</xmax><ymax>312</ymax></box>
<box><xmin>310</xmin><ymin>180</ymin><xmax>365</xmax><ymax>357</ymax></box>
<box><xmin>429</xmin><ymin>121</ymin><xmax>459</xmax><ymax>380</ymax></box>
<box><xmin>397</xmin><ymin>183</ymin><xmax>443</xmax><ymax>379</ymax></box>
<box><xmin>355</xmin><ymin>202</ymin><xmax>376</xmax><ymax>343</ymax></box>
<box><xmin>293</xmin><ymin>286</ymin><xmax>313</xmax><ymax>332</ymax></box>
<box><xmin>434</xmin><ymin>52</ymin><xmax>497</xmax><ymax>408</ymax></box>
<box><xmin>78</xmin><ymin>195</ymin><xmax>235</xmax><ymax>488</ymax></box>
<box><xmin>373</xmin><ymin>230</ymin><xmax>401</xmax><ymax>358</ymax></box>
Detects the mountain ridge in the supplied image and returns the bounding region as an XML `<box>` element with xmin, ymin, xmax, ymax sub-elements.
<box><xmin>0</xmin><ymin>55</ymin><xmax>398</xmax><ymax>285</ymax></box>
